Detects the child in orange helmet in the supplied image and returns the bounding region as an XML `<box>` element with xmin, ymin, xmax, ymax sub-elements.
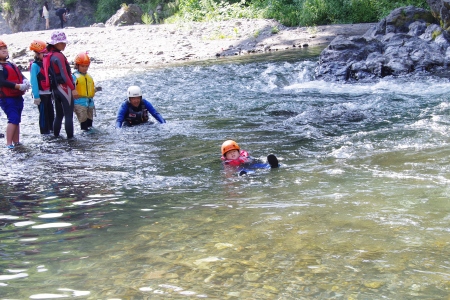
<box><xmin>29</xmin><ymin>39</ymin><xmax>54</xmax><ymax>135</ymax></box>
<box><xmin>72</xmin><ymin>51</ymin><xmax>96</xmax><ymax>131</ymax></box>
<box><xmin>221</xmin><ymin>140</ymin><xmax>279</xmax><ymax>175</ymax></box>
<box><xmin>0</xmin><ymin>39</ymin><xmax>31</xmax><ymax>148</ymax></box>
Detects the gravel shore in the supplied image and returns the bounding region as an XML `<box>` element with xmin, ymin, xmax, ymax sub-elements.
<box><xmin>0</xmin><ymin>19</ymin><xmax>374</xmax><ymax>69</ymax></box>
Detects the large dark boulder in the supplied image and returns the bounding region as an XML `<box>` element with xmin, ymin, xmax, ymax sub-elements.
<box><xmin>2</xmin><ymin>0</ymin><xmax>96</xmax><ymax>33</ymax></box>
<box><xmin>316</xmin><ymin>6</ymin><xmax>450</xmax><ymax>81</ymax></box>
<box><xmin>105</xmin><ymin>4</ymin><xmax>143</xmax><ymax>26</ymax></box>
<box><xmin>427</xmin><ymin>0</ymin><xmax>450</xmax><ymax>31</ymax></box>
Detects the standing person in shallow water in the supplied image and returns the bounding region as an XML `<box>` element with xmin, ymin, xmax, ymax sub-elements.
<box><xmin>221</xmin><ymin>140</ymin><xmax>279</xmax><ymax>175</ymax></box>
<box><xmin>45</xmin><ymin>30</ymin><xmax>78</xmax><ymax>139</ymax></box>
<box><xmin>115</xmin><ymin>86</ymin><xmax>166</xmax><ymax>128</ymax></box>
<box><xmin>29</xmin><ymin>40</ymin><xmax>54</xmax><ymax>135</ymax></box>
<box><xmin>0</xmin><ymin>39</ymin><xmax>31</xmax><ymax>149</ymax></box>
<box><xmin>72</xmin><ymin>52</ymin><xmax>96</xmax><ymax>131</ymax></box>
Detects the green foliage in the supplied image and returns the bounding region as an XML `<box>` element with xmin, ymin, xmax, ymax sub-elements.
<box><xmin>431</xmin><ymin>29</ymin><xmax>442</xmax><ymax>40</ymax></box>
<box><xmin>65</xmin><ymin>0</ymin><xmax>79</xmax><ymax>5</ymax></box>
<box><xmin>2</xmin><ymin>2</ymin><xmax>12</xmax><ymax>12</ymax></box>
<box><xmin>250</xmin><ymin>0</ymin><xmax>428</xmax><ymax>26</ymax></box>
<box><xmin>95</xmin><ymin>0</ymin><xmax>131</xmax><ymax>22</ymax></box>
<box><xmin>92</xmin><ymin>0</ymin><xmax>429</xmax><ymax>26</ymax></box>
<box><xmin>141</xmin><ymin>12</ymin><xmax>152</xmax><ymax>24</ymax></box>
<box><xmin>166</xmin><ymin>0</ymin><xmax>264</xmax><ymax>23</ymax></box>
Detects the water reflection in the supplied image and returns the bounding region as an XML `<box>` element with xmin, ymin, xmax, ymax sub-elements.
<box><xmin>1</xmin><ymin>49</ymin><xmax>450</xmax><ymax>298</ymax></box>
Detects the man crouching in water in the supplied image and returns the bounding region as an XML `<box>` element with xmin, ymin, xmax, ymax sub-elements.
<box><xmin>115</xmin><ymin>85</ymin><xmax>166</xmax><ymax>128</ymax></box>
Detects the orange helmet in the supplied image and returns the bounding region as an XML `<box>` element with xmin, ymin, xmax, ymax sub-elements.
<box><xmin>0</xmin><ymin>39</ymin><xmax>7</xmax><ymax>48</ymax></box>
<box><xmin>221</xmin><ymin>140</ymin><xmax>240</xmax><ymax>156</ymax></box>
<box><xmin>74</xmin><ymin>52</ymin><xmax>90</xmax><ymax>66</ymax></box>
<box><xmin>29</xmin><ymin>40</ymin><xmax>47</xmax><ymax>53</ymax></box>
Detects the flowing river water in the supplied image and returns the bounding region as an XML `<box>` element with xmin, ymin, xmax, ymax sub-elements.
<box><xmin>1</xmin><ymin>48</ymin><xmax>450</xmax><ymax>299</ymax></box>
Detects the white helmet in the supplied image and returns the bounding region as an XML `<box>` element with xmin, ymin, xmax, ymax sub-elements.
<box><xmin>127</xmin><ymin>86</ymin><xmax>142</xmax><ymax>98</ymax></box>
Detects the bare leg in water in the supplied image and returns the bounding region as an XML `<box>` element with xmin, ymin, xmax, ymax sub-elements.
<box><xmin>5</xmin><ymin>123</ymin><xmax>19</xmax><ymax>145</ymax></box>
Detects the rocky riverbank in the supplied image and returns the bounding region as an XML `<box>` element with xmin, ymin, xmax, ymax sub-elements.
<box><xmin>0</xmin><ymin>19</ymin><xmax>374</xmax><ymax>70</ymax></box>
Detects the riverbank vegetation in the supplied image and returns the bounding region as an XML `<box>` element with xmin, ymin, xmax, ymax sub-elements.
<box><xmin>96</xmin><ymin>0</ymin><xmax>428</xmax><ymax>26</ymax></box>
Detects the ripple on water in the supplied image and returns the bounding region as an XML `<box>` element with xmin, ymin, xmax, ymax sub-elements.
<box><xmin>2</xmin><ymin>54</ymin><xmax>450</xmax><ymax>298</ymax></box>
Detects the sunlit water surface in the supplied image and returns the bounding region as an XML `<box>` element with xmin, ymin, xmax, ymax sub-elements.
<box><xmin>1</xmin><ymin>49</ymin><xmax>450</xmax><ymax>299</ymax></box>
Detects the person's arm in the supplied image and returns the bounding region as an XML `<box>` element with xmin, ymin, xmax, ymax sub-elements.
<box><xmin>30</xmin><ymin>63</ymin><xmax>41</xmax><ymax>99</ymax></box>
<box><xmin>115</xmin><ymin>102</ymin><xmax>127</xmax><ymax>128</ymax></box>
<box><xmin>72</xmin><ymin>73</ymin><xmax>78</xmax><ymax>91</ymax></box>
<box><xmin>52</xmin><ymin>53</ymin><xmax>75</xmax><ymax>90</ymax></box>
<box><xmin>143</xmin><ymin>99</ymin><xmax>166</xmax><ymax>123</ymax></box>
<box><xmin>0</xmin><ymin>67</ymin><xmax>15</xmax><ymax>89</ymax></box>
<box><xmin>0</xmin><ymin>63</ymin><xmax>27</xmax><ymax>91</ymax></box>
<box><xmin>239</xmin><ymin>150</ymin><xmax>252</xmax><ymax>164</ymax></box>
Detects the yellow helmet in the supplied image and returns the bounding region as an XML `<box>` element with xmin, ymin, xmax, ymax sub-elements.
<box><xmin>74</xmin><ymin>52</ymin><xmax>90</xmax><ymax>66</ymax></box>
<box><xmin>221</xmin><ymin>140</ymin><xmax>240</xmax><ymax>156</ymax></box>
<box><xmin>29</xmin><ymin>40</ymin><xmax>47</xmax><ymax>53</ymax></box>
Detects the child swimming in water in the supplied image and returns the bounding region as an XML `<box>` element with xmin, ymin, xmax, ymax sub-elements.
<box><xmin>221</xmin><ymin>140</ymin><xmax>279</xmax><ymax>175</ymax></box>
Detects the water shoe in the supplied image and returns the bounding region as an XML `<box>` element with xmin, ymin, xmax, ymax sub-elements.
<box><xmin>267</xmin><ymin>154</ymin><xmax>279</xmax><ymax>168</ymax></box>
<box><xmin>5</xmin><ymin>144</ymin><xmax>14</xmax><ymax>149</ymax></box>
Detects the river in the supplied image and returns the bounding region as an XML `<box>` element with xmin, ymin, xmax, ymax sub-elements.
<box><xmin>1</xmin><ymin>48</ymin><xmax>450</xmax><ymax>299</ymax></box>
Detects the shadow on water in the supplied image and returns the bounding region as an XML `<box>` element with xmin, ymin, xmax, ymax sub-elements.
<box><xmin>1</xmin><ymin>47</ymin><xmax>450</xmax><ymax>298</ymax></box>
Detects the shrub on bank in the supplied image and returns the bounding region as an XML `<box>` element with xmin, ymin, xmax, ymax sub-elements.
<box><xmin>167</xmin><ymin>0</ymin><xmax>429</xmax><ymax>26</ymax></box>
<box><xmin>92</xmin><ymin>0</ymin><xmax>428</xmax><ymax>27</ymax></box>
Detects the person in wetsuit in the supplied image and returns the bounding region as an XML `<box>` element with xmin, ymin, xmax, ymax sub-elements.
<box><xmin>46</xmin><ymin>30</ymin><xmax>78</xmax><ymax>139</ymax></box>
<box><xmin>115</xmin><ymin>86</ymin><xmax>166</xmax><ymax>128</ymax></box>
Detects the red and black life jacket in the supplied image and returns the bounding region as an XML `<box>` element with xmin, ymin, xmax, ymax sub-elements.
<box><xmin>43</xmin><ymin>50</ymin><xmax>71</xmax><ymax>89</ymax></box>
<box><xmin>0</xmin><ymin>62</ymin><xmax>24</xmax><ymax>97</ymax></box>
<box><xmin>32</xmin><ymin>60</ymin><xmax>50</xmax><ymax>91</ymax></box>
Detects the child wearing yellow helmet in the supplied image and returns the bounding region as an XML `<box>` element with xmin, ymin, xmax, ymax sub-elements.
<box><xmin>221</xmin><ymin>140</ymin><xmax>279</xmax><ymax>175</ymax></box>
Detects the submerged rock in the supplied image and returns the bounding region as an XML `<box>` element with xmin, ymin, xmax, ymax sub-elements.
<box><xmin>316</xmin><ymin>6</ymin><xmax>450</xmax><ymax>81</ymax></box>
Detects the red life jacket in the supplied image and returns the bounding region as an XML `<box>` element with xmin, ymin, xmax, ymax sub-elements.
<box><xmin>0</xmin><ymin>62</ymin><xmax>24</xmax><ymax>97</ymax></box>
<box><xmin>43</xmin><ymin>50</ymin><xmax>72</xmax><ymax>90</ymax></box>
<box><xmin>221</xmin><ymin>150</ymin><xmax>251</xmax><ymax>166</ymax></box>
<box><xmin>32</xmin><ymin>60</ymin><xmax>50</xmax><ymax>91</ymax></box>
<box><xmin>42</xmin><ymin>51</ymin><xmax>54</xmax><ymax>89</ymax></box>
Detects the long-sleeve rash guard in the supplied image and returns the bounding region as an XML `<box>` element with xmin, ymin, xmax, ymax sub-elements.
<box><xmin>115</xmin><ymin>98</ymin><xmax>165</xmax><ymax>128</ymax></box>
